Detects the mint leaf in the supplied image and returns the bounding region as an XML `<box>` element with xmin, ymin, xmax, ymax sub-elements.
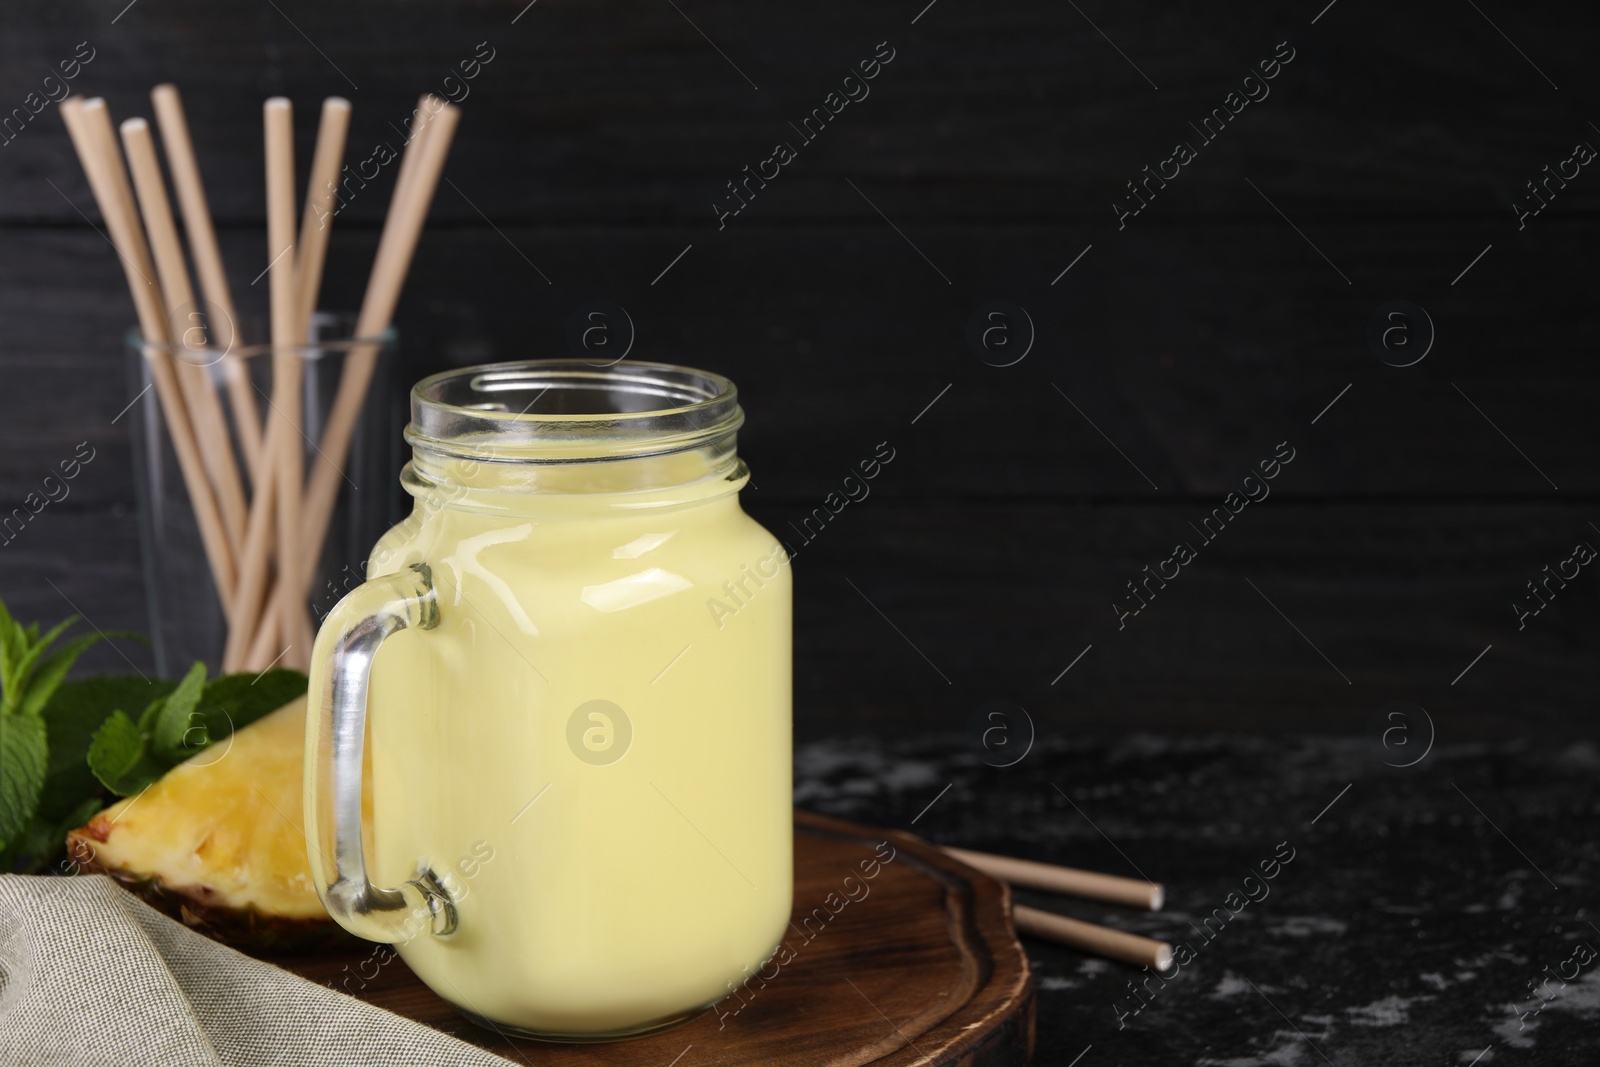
<box><xmin>87</xmin><ymin>710</ymin><xmax>143</xmax><ymax>783</ymax></box>
<box><xmin>0</xmin><ymin>713</ymin><xmax>48</xmax><ymax>847</ymax></box>
<box><xmin>8</xmin><ymin>616</ymin><xmax>76</xmax><ymax>708</ymax></box>
<box><xmin>0</xmin><ymin>593</ymin><xmax>20</xmax><ymax>693</ymax></box>
<box><xmin>151</xmin><ymin>662</ymin><xmax>208</xmax><ymax>762</ymax></box>
<box><xmin>195</xmin><ymin>670</ymin><xmax>308</xmax><ymax>744</ymax></box>
<box><xmin>43</xmin><ymin>677</ymin><xmax>174</xmax><ymax>776</ymax></box>
<box><xmin>18</xmin><ymin>632</ymin><xmax>107</xmax><ymax>717</ymax></box>
<box><xmin>86</xmin><ymin>710</ymin><xmax>164</xmax><ymax>797</ymax></box>
<box><xmin>0</xmin><ymin>592</ymin><xmax>163</xmax><ymax>868</ymax></box>
<box><xmin>38</xmin><ymin>676</ymin><xmax>173</xmax><ymax>821</ymax></box>
<box><xmin>0</xmin><ymin>587</ymin><xmax>115</xmax><ymax>718</ymax></box>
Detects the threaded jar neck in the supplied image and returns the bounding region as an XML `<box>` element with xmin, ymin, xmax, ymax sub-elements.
<box><xmin>402</xmin><ymin>360</ymin><xmax>747</xmax><ymax>508</ymax></box>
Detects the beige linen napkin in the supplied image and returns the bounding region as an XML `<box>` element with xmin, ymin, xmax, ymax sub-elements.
<box><xmin>0</xmin><ymin>874</ymin><xmax>515</xmax><ymax>1067</ymax></box>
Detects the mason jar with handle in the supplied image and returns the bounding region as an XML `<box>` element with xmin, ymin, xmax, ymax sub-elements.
<box><xmin>304</xmin><ymin>360</ymin><xmax>793</xmax><ymax>1040</ymax></box>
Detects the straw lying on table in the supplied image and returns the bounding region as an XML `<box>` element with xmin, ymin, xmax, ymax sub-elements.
<box><xmin>1014</xmin><ymin>905</ymin><xmax>1173</xmax><ymax>971</ymax></box>
<box><xmin>941</xmin><ymin>844</ymin><xmax>1173</xmax><ymax>970</ymax></box>
<box><xmin>61</xmin><ymin>88</ymin><xmax>461</xmax><ymax>671</ymax></box>
<box><xmin>943</xmin><ymin>845</ymin><xmax>1165</xmax><ymax>910</ymax></box>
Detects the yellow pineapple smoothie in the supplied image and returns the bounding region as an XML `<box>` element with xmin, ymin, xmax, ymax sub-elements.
<box><xmin>306</xmin><ymin>362</ymin><xmax>793</xmax><ymax>1039</ymax></box>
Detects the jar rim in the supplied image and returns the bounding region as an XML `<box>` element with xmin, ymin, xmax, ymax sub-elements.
<box><xmin>407</xmin><ymin>359</ymin><xmax>744</xmax><ymax>463</ymax></box>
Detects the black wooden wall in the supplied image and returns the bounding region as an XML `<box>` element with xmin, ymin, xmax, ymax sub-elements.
<box><xmin>1</xmin><ymin>1</ymin><xmax>1595</xmax><ymax>742</ymax></box>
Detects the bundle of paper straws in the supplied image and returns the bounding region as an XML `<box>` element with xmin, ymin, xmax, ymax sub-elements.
<box><xmin>60</xmin><ymin>88</ymin><xmax>459</xmax><ymax>672</ymax></box>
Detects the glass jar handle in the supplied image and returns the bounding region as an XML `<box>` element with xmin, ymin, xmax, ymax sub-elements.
<box><xmin>304</xmin><ymin>562</ymin><xmax>456</xmax><ymax>943</ymax></box>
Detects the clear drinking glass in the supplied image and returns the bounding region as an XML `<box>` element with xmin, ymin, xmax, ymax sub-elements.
<box><xmin>126</xmin><ymin>315</ymin><xmax>399</xmax><ymax>675</ymax></box>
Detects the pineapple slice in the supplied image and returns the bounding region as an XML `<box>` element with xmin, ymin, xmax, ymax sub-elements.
<box><xmin>66</xmin><ymin>695</ymin><xmax>352</xmax><ymax>950</ymax></box>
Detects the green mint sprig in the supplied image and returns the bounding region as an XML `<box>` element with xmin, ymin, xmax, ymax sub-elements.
<box><xmin>0</xmin><ymin>597</ymin><xmax>110</xmax><ymax>848</ymax></box>
<box><xmin>0</xmin><ymin>591</ymin><xmax>307</xmax><ymax>872</ymax></box>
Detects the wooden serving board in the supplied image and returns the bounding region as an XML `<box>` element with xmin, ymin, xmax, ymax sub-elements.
<box><xmin>272</xmin><ymin>811</ymin><xmax>1034</xmax><ymax>1066</ymax></box>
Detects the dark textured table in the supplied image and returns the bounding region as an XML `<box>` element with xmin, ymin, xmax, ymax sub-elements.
<box><xmin>796</xmin><ymin>730</ymin><xmax>1600</xmax><ymax>1066</ymax></box>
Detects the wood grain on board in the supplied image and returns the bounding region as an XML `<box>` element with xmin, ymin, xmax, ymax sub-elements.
<box><xmin>271</xmin><ymin>810</ymin><xmax>1036</xmax><ymax>1067</ymax></box>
